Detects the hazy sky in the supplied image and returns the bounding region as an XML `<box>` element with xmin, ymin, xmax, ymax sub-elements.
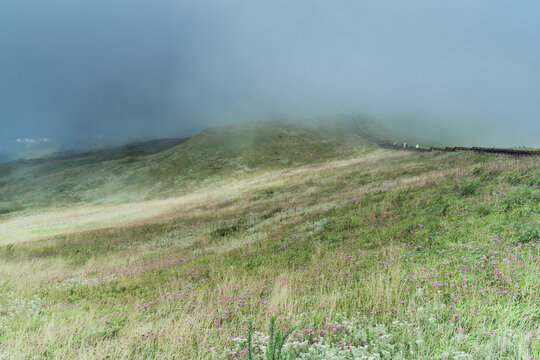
<box><xmin>1</xmin><ymin>0</ymin><xmax>539</xmax><ymax>145</ymax></box>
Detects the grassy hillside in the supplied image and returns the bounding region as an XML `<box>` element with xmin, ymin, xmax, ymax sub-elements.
<box><xmin>0</xmin><ymin>119</ymin><xmax>538</xmax><ymax>359</ymax></box>
<box><xmin>0</xmin><ymin>119</ymin><xmax>372</xmax><ymax>214</ymax></box>
<box><xmin>0</xmin><ymin>138</ymin><xmax>188</xmax><ymax>185</ymax></box>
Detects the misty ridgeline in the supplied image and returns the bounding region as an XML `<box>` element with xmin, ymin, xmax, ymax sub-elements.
<box><xmin>0</xmin><ymin>2</ymin><xmax>539</xmax><ymax>360</ymax></box>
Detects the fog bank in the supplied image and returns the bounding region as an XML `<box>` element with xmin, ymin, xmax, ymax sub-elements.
<box><xmin>1</xmin><ymin>0</ymin><xmax>539</xmax><ymax>146</ymax></box>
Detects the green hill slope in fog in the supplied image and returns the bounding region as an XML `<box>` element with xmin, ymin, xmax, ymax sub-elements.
<box><xmin>0</xmin><ymin>119</ymin><xmax>372</xmax><ymax>212</ymax></box>
<box><xmin>0</xmin><ymin>117</ymin><xmax>538</xmax><ymax>359</ymax></box>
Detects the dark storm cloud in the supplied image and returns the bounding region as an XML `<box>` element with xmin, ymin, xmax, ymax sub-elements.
<box><xmin>1</xmin><ymin>0</ymin><xmax>539</xmax><ymax>145</ymax></box>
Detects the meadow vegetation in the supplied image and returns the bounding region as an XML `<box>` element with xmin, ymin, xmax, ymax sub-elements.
<box><xmin>0</xmin><ymin>119</ymin><xmax>538</xmax><ymax>359</ymax></box>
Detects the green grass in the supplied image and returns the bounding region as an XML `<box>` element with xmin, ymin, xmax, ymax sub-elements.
<box><xmin>0</xmin><ymin>119</ymin><xmax>538</xmax><ymax>359</ymax></box>
<box><xmin>0</xmin><ymin>119</ymin><xmax>372</xmax><ymax>212</ymax></box>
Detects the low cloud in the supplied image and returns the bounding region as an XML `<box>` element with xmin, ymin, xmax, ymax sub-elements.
<box><xmin>1</xmin><ymin>0</ymin><xmax>538</xmax><ymax>146</ymax></box>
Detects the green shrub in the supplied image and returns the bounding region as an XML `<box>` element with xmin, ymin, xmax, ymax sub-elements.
<box><xmin>475</xmin><ymin>203</ymin><xmax>492</xmax><ymax>216</ymax></box>
<box><xmin>505</xmin><ymin>187</ymin><xmax>539</xmax><ymax>206</ymax></box>
<box><xmin>472</xmin><ymin>166</ymin><xmax>484</xmax><ymax>176</ymax></box>
<box><xmin>212</xmin><ymin>218</ymin><xmax>247</xmax><ymax>237</ymax></box>
<box><xmin>4</xmin><ymin>244</ymin><xmax>14</xmax><ymax>254</ymax></box>
<box><xmin>430</xmin><ymin>196</ymin><xmax>450</xmax><ymax>216</ymax></box>
<box><xmin>519</xmin><ymin>224</ymin><xmax>539</xmax><ymax>243</ymax></box>
<box><xmin>481</xmin><ymin>169</ymin><xmax>501</xmax><ymax>181</ymax></box>
<box><xmin>460</xmin><ymin>181</ymin><xmax>480</xmax><ymax>196</ymax></box>
<box><xmin>0</xmin><ymin>207</ymin><xmax>14</xmax><ymax>215</ymax></box>
<box><xmin>262</xmin><ymin>207</ymin><xmax>282</xmax><ymax>220</ymax></box>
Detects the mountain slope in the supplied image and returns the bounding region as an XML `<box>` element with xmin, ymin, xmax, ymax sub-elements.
<box><xmin>0</xmin><ymin>119</ymin><xmax>373</xmax><ymax>213</ymax></box>
<box><xmin>0</xmin><ymin>118</ymin><xmax>538</xmax><ymax>359</ymax></box>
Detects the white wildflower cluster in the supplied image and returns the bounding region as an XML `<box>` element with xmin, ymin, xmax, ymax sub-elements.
<box><xmin>289</xmin><ymin>321</ymin><xmax>406</xmax><ymax>360</ymax></box>
<box><xmin>301</xmin><ymin>218</ymin><xmax>329</xmax><ymax>237</ymax></box>
<box><xmin>435</xmin><ymin>351</ymin><xmax>473</xmax><ymax>360</ymax></box>
<box><xmin>0</xmin><ymin>352</ymin><xmax>15</xmax><ymax>360</ymax></box>
<box><xmin>0</xmin><ymin>293</ymin><xmax>44</xmax><ymax>327</ymax></box>
<box><xmin>59</xmin><ymin>276</ymin><xmax>100</xmax><ymax>287</ymax></box>
<box><xmin>226</xmin><ymin>308</ymin><xmax>528</xmax><ymax>359</ymax></box>
<box><xmin>53</xmin><ymin>274</ymin><xmax>116</xmax><ymax>289</ymax></box>
<box><xmin>292</xmin><ymin>343</ymin><xmax>400</xmax><ymax>360</ymax></box>
<box><xmin>230</xmin><ymin>331</ymin><xmax>270</xmax><ymax>356</ymax></box>
<box><xmin>227</xmin><ymin>316</ymin><xmax>411</xmax><ymax>360</ymax></box>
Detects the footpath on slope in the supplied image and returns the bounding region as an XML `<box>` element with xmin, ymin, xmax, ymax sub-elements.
<box><xmin>347</xmin><ymin>120</ymin><xmax>540</xmax><ymax>157</ymax></box>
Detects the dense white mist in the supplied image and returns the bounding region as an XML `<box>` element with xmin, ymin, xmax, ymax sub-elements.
<box><xmin>1</xmin><ymin>0</ymin><xmax>539</xmax><ymax>146</ymax></box>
